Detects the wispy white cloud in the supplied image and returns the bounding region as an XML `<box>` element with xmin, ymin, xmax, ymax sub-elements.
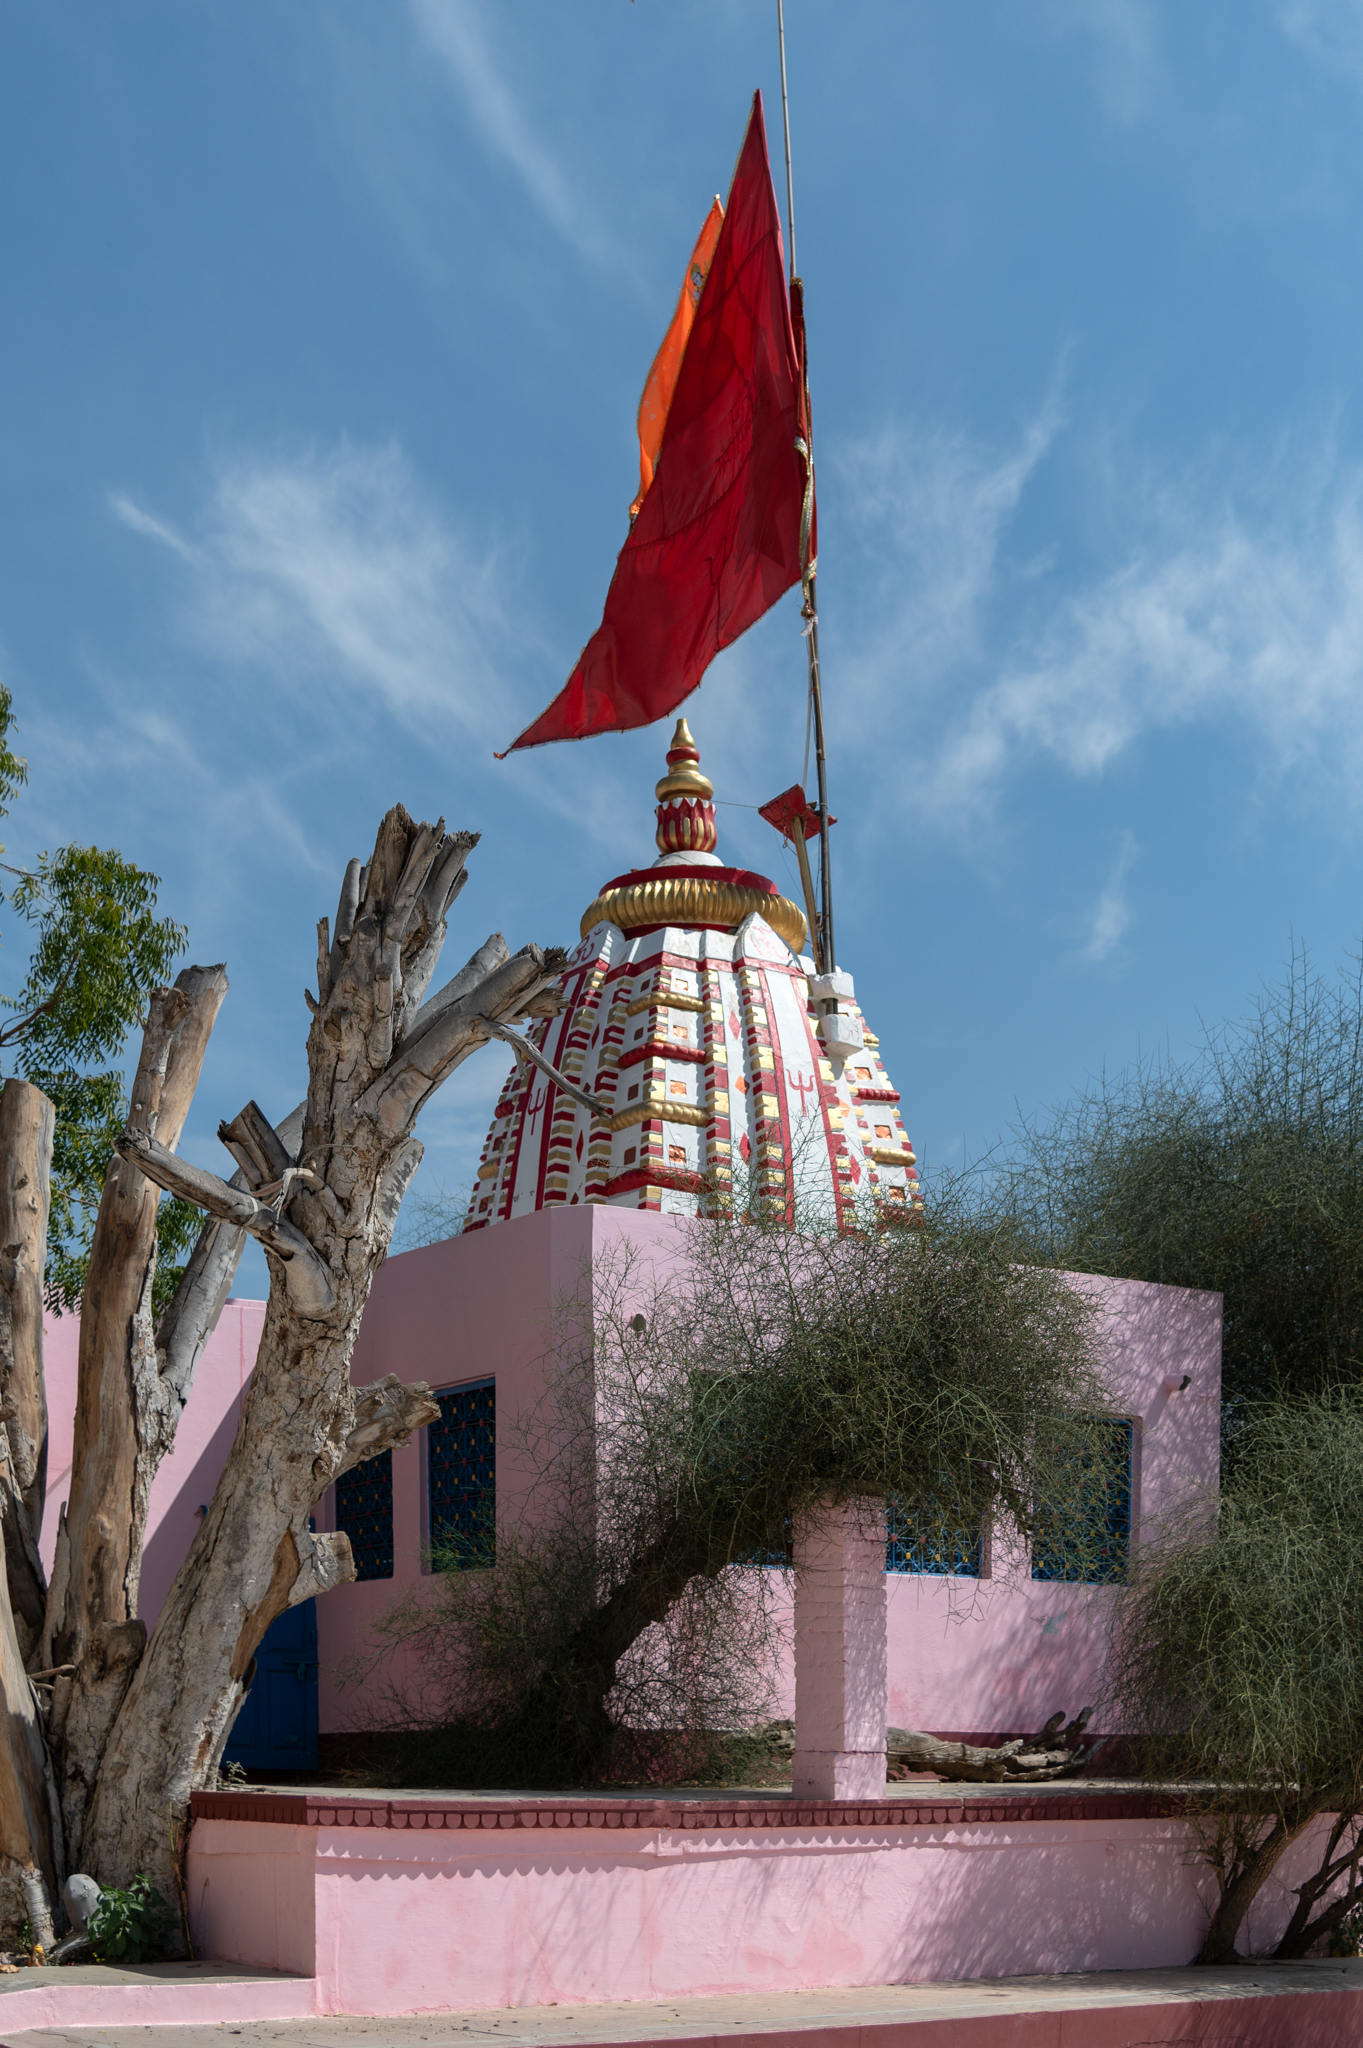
<box><xmin>109</xmin><ymin>492</ymin><xmax>197</xmax><ymax>563</ymax></box>
<box><xmin>1279</xmin><ymin>0</ymin><xmax>1363</xmax><ymax>79</ymax></box>
<box><xmin>1044</xmin><ymin>0</ymin><xmax>1162</xmax><ymax>124</ymax></box>
<box><xmin>943</xmin><ymin>468</ymin><xmax>1363</xmax><ymax>815</ymax></box>
<box><xmin>836</xmin><ymin>379</ymin><xmax>1066</xmax><ymax>709</ymax></box>
<box><xmin>408</xmin><ymin>0</ymin><xmax>614</xmax><ymax>266</ymax></box>
<box><xmin>1075</xmin><ymin>830</ymin><xmax>1138</xmax><ymax>963</ymax></box>
<box><xmin>122</xmin><ymin>440</ymin><xmax>522</xmax><ymax>750</ymax></box>
<box><xmin>106</xmin><ymin>436</ymin><xmax>668</xmax><ymax>860</ymax></box>
<box><xmin>837</xmin><ymin>400</ymin><xmax>1363</xmax><ymax>837</ymax></box>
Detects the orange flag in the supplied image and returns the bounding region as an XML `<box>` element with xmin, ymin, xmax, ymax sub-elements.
<box><xmin>629</xmin><ymin>196</ymin><xmax>724</xmax><ymax>522</ymax></box>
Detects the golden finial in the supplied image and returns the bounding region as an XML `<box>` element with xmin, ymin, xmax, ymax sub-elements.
<box><xmin>655</xmin><ymin>717</ymin><xmax>717</xmax><ymax>854</ymax></box>
<box><xmin>654</xmin><ymin>718</ymin><xmax>714</xmax><ymax>805</ymax></box>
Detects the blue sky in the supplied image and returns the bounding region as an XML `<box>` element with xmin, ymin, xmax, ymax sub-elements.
<box><xmin>7</xmin><ymin>1</ymin><xmax>1363</xmax><ymax>1292</ymax></box>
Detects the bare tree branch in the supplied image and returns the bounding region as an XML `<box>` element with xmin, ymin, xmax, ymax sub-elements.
<box><xmin>155</xmin><ymin>1104</ymin><xmax>304</xmax><ymax>1410</ymax></box>
<box><xmin>337</xmin><ymin>1373</ymin><xmax>441</xmax><ymax>1480</ymax></box>
<box><xmin>475</xmin><ymin>1018</ymin><xmax>611</xmax><ymax>1120</ymax></box>
<box><xmin>369</xmin><ymin>942</ymin><xmax>566</xmax><ymax>1137</ymax></box>
<box><xmin>113</xmin><ymin>1130</ymin><xmax>335</xmax><ymax>1318</ymax></box>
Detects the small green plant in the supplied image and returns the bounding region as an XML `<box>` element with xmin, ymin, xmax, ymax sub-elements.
<box><xmin>86</xmin><ymin>1876</ymin><xmax>177</xmax><ymax>1965</ymax></box>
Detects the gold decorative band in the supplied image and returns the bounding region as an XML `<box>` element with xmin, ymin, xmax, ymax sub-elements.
<box><xmin>609</xmin><ymin>1097</ymin><xmax>710</xmax><ymax>1133</ymax></box>
<box><xmin>625</xmin><ymin>990</ymin><xmax>708</xmax><ymax>1016</ymax></box>
<box><xmin>582</xmin><ymin>874</ymin><xmax>806</xmax><ymax>953</ymax></box>
<box><xmin>869</xmin><ymin>1145</ymin><xmax>915</xmax><ymax>1167</ymax></box>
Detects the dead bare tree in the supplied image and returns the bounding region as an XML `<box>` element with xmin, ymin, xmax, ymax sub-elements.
<box><xmin>0</xmin><ymin>806</ymin><xmax>566</xmax><ymax>1931</ymax></box>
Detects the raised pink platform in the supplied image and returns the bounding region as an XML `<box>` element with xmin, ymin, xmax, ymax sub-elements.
<box><xmin>183</xmin><ymin>1787</ymin><xmax>1334</xmax><ymax>2021</ymax></box>
<box><xmin>0</xmin><ymin>1960</ymin><xmax>312</xmax><ymax>2036</ymax></box>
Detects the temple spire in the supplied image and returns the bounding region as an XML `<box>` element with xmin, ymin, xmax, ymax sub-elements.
<box><xmin>654</xmin><ymin>718</ymin><xmax>718</xmax><ymax>857</ymax></box>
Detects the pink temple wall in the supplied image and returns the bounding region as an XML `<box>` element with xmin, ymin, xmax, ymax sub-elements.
<box><xmin>321</xmin><ymin>1211</ymin><xmax>1220</xmax><ymax>1741</ymax></box>
<box><xmin>39</xmin><ymin>1210</ymin><xmax>1220</xmax><ymax>1742</ymax></box>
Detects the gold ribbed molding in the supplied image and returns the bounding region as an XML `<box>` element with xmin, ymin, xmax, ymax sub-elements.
<box><xmin>581</xmin><ymin>872</ymin><xmax>806</xmax><ymax>953</ymax></box>
<box><xmin>609</xmin><ymin>1096</ymin><xmax>710</xmax><ymax>1133</ymax></box>
<box><xmin>626</xmin><ymin>989</ymin><xmax>708</xmax><ymax>1016</ymax></box>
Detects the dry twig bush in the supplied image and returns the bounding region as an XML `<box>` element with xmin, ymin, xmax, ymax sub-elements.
<box><xmin>342</xmin><ymin>1173</ymin><xmax>1110</xmax><ymax>1788</ymax></box>
<box><xmin>1105</xmin><ymin>1394</ymin><xmax>1363</xmax><ymax>1962</ymax></box>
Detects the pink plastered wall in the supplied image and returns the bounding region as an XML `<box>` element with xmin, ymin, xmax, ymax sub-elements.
<box><xmin>314</xmin><ymin>1205</ymin><xmax>687</xmax><ymax>1734</ymax></box>
<box><xmin>189</xmin><ymin>1801</ymin><xmax>1322</xmax><ymax>2012</ymax></box>
<box><xmin>317</xmin><ymin>1215</ymin><xmax>1221</xmax><ymax>1742</ymax></box>
<box><xmin>882</xmin><ymin>1271</ymin><xmax>1222</xmax><ymax>1739</ymax></box>
<box><xmin>38</xmin><ymin>1214</ymin><xmax>1221</xmax><ymax>1745</ymax></box>
<box><xmin>39</xmin><ymin>1297</ymin><xmax>265</xmax><ymax>1628</ymax></box>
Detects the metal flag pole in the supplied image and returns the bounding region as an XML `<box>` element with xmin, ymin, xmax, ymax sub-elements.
<box><xmin>777</xmin><ymin>0</ymin><xmax>836</xmax><ymax>975</ymax></box>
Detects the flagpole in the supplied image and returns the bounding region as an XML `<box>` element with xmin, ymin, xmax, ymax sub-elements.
<box><xmin>777</xmin><ymin>0</ymin><xmax>798</xmax><ymax>278</ymax></box>
<box><xmin>777</xmin><ymin>0</ymin><xmax>836</xmax><ymax>976</ymax></box>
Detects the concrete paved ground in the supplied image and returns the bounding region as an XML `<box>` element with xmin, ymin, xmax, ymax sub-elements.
<box><xmin>3</xmin><ymin>1958</ymin><xmax>1363</xmax><ymax>2047</ymax></box>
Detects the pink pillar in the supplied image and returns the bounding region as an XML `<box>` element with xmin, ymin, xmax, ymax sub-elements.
<box><xmin>791</xmin><ymin>1499</ymin><xmax>888</xmax><ymax>1800</ymax></box>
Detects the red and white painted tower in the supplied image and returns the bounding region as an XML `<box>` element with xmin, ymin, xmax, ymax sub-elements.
<box><xmin>465</xmin><ymin>721</ymin><xmax>922</xmax><ymax>1230</ymax></box>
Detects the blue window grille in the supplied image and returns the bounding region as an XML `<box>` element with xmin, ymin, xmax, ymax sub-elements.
<box><xmin>736</xmin><ymin>1518</ymin><xmax>794</xmax><ymax>1569</ymax></box>
<box><xmin>1031</xmin><ymin>1416</ymin><xmax>1133</xmax><ymax>1585</ymax></box>
<box><xmin>335</xmin><ymin>1448</ymin><xmax>394</xmax><ymax>1581</ymax></box>
<box><xmin>428</xmin><ymin>1378</ymin><xmax>495</xmax><ymax>1569</ymax></box>
<box><xmin>886</xmin><ymin>1495</ymin><xmax>983</xmax><ymax>1576</ymax></box>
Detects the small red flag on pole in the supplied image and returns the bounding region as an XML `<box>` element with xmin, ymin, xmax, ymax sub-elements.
<box><xmin>498</xmin><ymin>92</ymin><xmax>811</xmax><ymax>756</ymax></box>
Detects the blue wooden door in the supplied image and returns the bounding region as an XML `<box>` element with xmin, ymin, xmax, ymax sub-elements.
<box><xmin>222</xmin><ymin>1599</ymin><xmax>318</xmax><ymax>1771</ymax></box>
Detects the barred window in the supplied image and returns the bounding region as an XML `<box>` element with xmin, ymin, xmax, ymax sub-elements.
<box><xmin>335</xmin><ymin>1448</ymin><xmax>394</xmax><ymax>1581</ymax></box>
<box><xmin>886</xmin><ymin>1495</ymin><xmax>983</xmax><ymax>1577</ymax></box>
<box><xmin>427</xmin><ymin>1378</ymin><xmax>495</xmax><ymax>1569</ymax></box>
<box><xmin>1031</xmin><ymin>1417</ymin><xmax>1133</xmax><ymax>1585</ymax></box>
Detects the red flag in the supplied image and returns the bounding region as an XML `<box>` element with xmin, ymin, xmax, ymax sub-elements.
<box><xmin>630</xmin><ymin>196</ymin><xmax>724</xmax><ymax>524</ymax></box>
<box><xmin>500</xmin><ymin>92</ymin><xmax>811</xmax><ymax>755</ymax></box>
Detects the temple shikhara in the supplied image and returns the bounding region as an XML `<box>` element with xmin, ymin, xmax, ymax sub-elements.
<box><xmin>466</xmin><ymin>719</ymin><xmax>923</xmax><ymax>1232</ymax></box>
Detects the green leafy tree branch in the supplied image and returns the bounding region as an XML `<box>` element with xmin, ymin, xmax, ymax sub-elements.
<box><xmin>0</xmin><ymin>687</ymin><xmax>191</xmax><ymax>1311</ymax></box>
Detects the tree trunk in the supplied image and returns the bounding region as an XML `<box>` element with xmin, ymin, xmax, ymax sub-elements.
<box><xmin>79</xmin><ymin>808</ymin><xmax>566</xmax><ymax>1898</ymax></box>
<box><xmin>37</xmin><ymin>969</ymin><xmax>227</xmax><ymax>1868</ymax></box>
<box><xmin>55</xmin><ymin>966</ymin><xmax>228</xmax><ymax>1670</ymax></box>
<box><xmin>1194</xmin><ymin>1806</ymin><xmax>1318</xmax><ymax>1964</ymax></box>
<box><xmin>1268</xmin><ymin>1803</ymin><xmax>1360</xmax><ymax>1957</ymax></box>
<box><xmin>0</xmin><ymin>1079</ymin><xmax>54</xmax><ymax>1659</ymax></box>
<box><xmin>0</xmin><ymin>1486</ymin><xmax>59</xmax><ymax>1936</ymax></box>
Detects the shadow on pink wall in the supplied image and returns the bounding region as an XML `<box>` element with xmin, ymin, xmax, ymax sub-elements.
<box><xmin>40</xmin><ymin>1213</ymin><xmax>1220</xmax><ymax>1745</ymax></box>
<box><xmin>317</xmin><ymin>1211</ymin><xmax>1221</xmax><ymax>1743</ymax></box>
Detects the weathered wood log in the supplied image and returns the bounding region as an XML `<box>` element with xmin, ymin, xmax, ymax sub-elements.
<box><xmin>0</xmin><ymin>1080</ymin><xmax>54</xmax><ymax>1650</ymax></box>
<box><xmin>886</xmin><ymin>1710</ymin><xmax>1101</xmax><ymax>1784</ymax></box>
<box><xmin>79</xmin><ymin>807</ymin><xmax>565</xmax><ymax>1904</ymax></box>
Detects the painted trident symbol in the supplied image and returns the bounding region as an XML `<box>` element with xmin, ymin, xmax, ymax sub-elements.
<box><xmin>791</xmin><ymin>1070</ymin><xmax>817</xmax><ymax>1118</ymax></box>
